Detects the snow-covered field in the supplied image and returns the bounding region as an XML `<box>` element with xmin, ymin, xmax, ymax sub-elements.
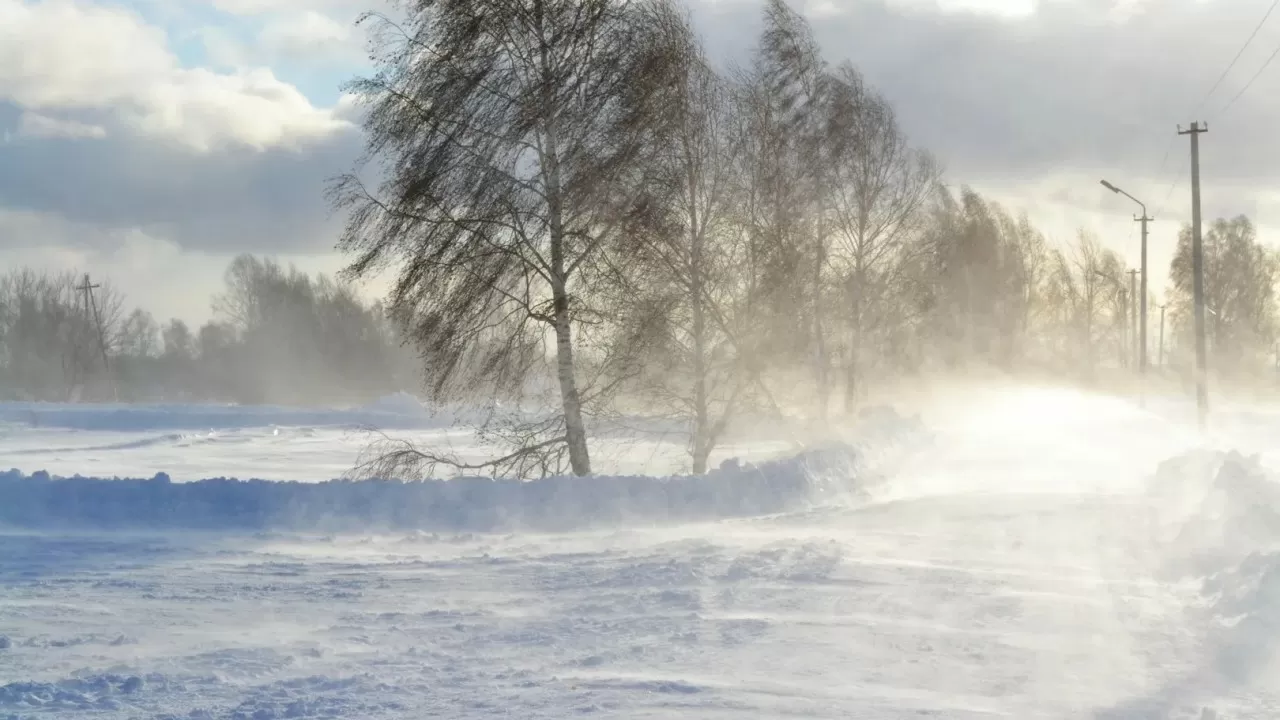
<box><xmin>3</xmin><ymin>385</ymin><xmax>1280</xmax><ymax>718</ymax></box>
<box><xmin>0</xmin><ymin>394</ymin><xmax>793</xmax><ymax>483</ymax></box>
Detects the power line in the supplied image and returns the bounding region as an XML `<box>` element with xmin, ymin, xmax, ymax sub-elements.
<box><xmin>1151</xmin><ymin>134</ymin><xmax>1177</xmax><ymax>187</ymax></box>
<box><xmin>1152</xmin><ymin>146</ymin><xmax>1189</xmax><ymax>219</ymax></box>
<box><xmin>1195</xmin><ymin>0</ymin><xmax>1280</xmax><ymax>114</ymax></box>
<box><xmin>1151</xmin><ymin>0</ymin><xmax>1279</xmax><ymax>216</ymax></box>
<box><xmin>1219</xmin><ymin>40</ymin><xmax>1280</xmax><ymax>115</ymax></box>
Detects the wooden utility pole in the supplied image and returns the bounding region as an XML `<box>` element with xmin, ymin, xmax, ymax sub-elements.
<box><xmin>1179</xmin><ymin>121</ymin><xmax>1209</xmax><ymax>430</ymax></box>
<box><xmin>1127</xmin><ymin>268</ymin><xmax>1139</xmax><ymax>368</ymax></box>
<box><xmin>75</xmin><ymin>273</ymin><xmax>111</xmax><ymax>387</ymax></box>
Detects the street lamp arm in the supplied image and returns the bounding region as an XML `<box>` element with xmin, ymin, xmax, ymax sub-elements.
<box><xmin>1122</xmin><ymin>191</ymin><xmax>1148</xmax><ymax>219</ymax></box>
<box><xmin>1099</xmin><ymin>179</ymin><xmax>1148</xmax><ymax>217</ymax></box>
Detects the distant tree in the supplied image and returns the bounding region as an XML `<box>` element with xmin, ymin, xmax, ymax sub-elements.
<box><xmin>1170</xmin><ymin>215</ymin><xmax>1280</xmax><ymax>376</ymax></box>
<box><xmin>0</xmin><ymin>269</ymin><xmax>123</xmax><ymax>400</ymax></box>
<box><xmin>161</xmin><ymin>319</ymin><xmax>194</xmax><ymax>360</ymax></box>
<box><xmin>117</xmin><ymin>309</ymin><xmax>160</xmax><ymax>358</ymax></box>
<box><xmin>1044</xmin><ymin>230</ymin><xmax>1125</xmax><ymax>377</ymax></box>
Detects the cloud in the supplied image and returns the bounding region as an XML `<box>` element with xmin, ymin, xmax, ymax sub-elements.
<box><xmin>0</xmin><ymin>0</ymin><xmax>362</xmax><ymax>263</ymax></box>
<box><xmin>0</xmin><ymin>101</ymin><xmax>362</xmax><ymax>255</ymax></box>
<box><xmin>0</xmin><ymin>0</ymin><xmax>350</xmax><ymax>151</ymax></box>
<box><xmin>4</xmin><ymin>0</ymin><xmax>1280</xmax><ymax>320</ymax></box>
<box><xmin>682</xmin><ymin>0</ymin><xmax>1280</xmax><ymax>297</ymax></box>
<box><xmin>693</xmin><ymin>0</ymin><xmax>1280</xmax><ymax>189</ymax></box>
<box><xmin>259</xmin><ymin>9</ymin><xmax>355</xmax><ymax>60</ymax></box>
<box><xmin>199</xmin><ymin>3</ymin><xmax>370</xmax><ymax>71</ymax></box>
<box><xmin>18</xmin><ymin>112</ymin><xmax>107</xmax><ymax>139</ymax></box>
<box><xmin>210</xmin><ymin>0</ymin><xmax>368</xmax><ymax>15</ymax></box>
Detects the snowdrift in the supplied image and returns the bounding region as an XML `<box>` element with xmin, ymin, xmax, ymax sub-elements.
<box><xmin>0</xmin><ymin>445</ymin><xmax>864</xmax><ymax>533</ymax></box>
<box><xmin>1148</xmin><ymin>449</ymin><xmax>1280</xmax><ymax>570</ymax></box>
<box><xmin>1147</xmin><ymin>450</ymin><xmax>1280</xmax><ymax>684</ymax></box>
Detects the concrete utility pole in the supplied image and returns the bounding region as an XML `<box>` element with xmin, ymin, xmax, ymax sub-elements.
<box><xmin>1099</xmin><ymin>180</ymin><xmax>1152</xmax><ymax>394</ymax></box>
<box><xmin>1135</xmin><ymin>213</ymin><xmax>1151</xmax><ymax>372</ymax></box>
<box><xmin>1158</xmin><ymin>303</ymin><xmax>1167</xmax><ymax>368</ymax></box>
<box><xmin>1179</xmin><ymin>121</ymin><xmax>1210</xmax><ymax>431</ymax></box>
<box><xmin>1127</xmin><ymin>268</ymin><xmax>1139</xmax><ymax>368</ymax></box>
<box><xmin>1118</xmin><ymin>285</ymin><xmax>1129</xmax><ymax>368</ymax></box>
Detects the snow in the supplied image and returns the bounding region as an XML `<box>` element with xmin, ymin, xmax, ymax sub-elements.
<box><xmin>0</xmin><ymin>396</ymin><xmax>448</xmax><ymax>433</ymax></box>
<box><xmin>0</xmin><ymin>444</ymin><xmax>867</xmax><ymax>533</ymax></box>
<box><xmin>3</xmin><ymin>387</ymin><xmax>1280</xmax><ymax>718</ymax></box>
<box><xmin>0</xmin><ymin>395</ymin><xmax>796</xmax><ymax>482</ymax></box>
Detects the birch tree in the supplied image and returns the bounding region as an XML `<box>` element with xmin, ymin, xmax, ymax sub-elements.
<box><xmin>332</xmin><ymin>0</ymin><xmax>679</xmax><ymax>477</ymax></box>
<box><xmin>731</xmin><ymin>0</ymin><xmax>832</xmax><ymax>415</ymax></box>
<box><xmin>758</xmin><ymin>0</ymin><xmax>833</xmax><ymax>416</ymax></box>
<box><xmin>602</xmin><ymin>4</ymin><xmax>751</xmax><ymax>473</ymax></box>
<box><xmin>825</xmin><ymin>64</ymin><xmax>936</xmax><ymax>410</ymax></box>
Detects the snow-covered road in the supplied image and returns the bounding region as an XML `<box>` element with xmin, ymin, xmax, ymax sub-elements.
<box><xmin>2</xmin><ymin>386</ymin><xmax>1279</xmax><ymax>718</ymax></box>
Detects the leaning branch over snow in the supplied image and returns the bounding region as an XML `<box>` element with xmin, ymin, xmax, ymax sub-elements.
<box><xmin>349</xmin><ymin>418</ymin><xmax>572</xmax><ymax>480</ymax></box>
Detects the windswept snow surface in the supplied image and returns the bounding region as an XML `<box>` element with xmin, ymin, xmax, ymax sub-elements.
<box><xmin>0</xmin><ymin>394</ymin><xmax>792</xmax><ymax>482</ymax></box>
<box><xmin>3</xmin><ymin>387</ymin><xmax>1280</xmax><ymax>718</ymax></box>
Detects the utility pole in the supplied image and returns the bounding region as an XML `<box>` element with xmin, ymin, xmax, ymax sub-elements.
<box><xmin>1098</xmin><ymin>179</ymin><xmax>1152</xmax><ymax>393</ymax></box>
<box><xmin>1118</xmin><ymin>284</ymin><xmax>1129</xmax><ymax>368</ymax></box>
<box><xmin>75</xmin><ymin>273</ymin><xmax>112</xmax><ymax>395</ymax></box>
<box><xmin>1158</xmin><ymin>303</ymin><xmax>1166</xmax><ymax>368</ymax></box>
<box><xmin>1135</xmin><ymin>212</ymin><xmax>1152</xmax><ymax>373</ymax></box>
<box><xmin>1127</xmin><ymin>269</ymin><xmax>1139</xmax><ymax>369</ymax></box>
<box><xmin>1179</xmin><ymin>121</ymin><xmax>1209</xmax><ymax>430</ymax></box>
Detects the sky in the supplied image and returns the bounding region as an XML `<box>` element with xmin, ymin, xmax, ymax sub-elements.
<box><xmin>4</xmin><ymin>0</ymin><xmax>1280</xmax><ymax>325</ymax></box>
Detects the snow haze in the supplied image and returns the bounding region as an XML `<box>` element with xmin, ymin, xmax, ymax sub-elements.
<box><xmin>4</xmin><ymin>385</ymin><xmax>1280</xmax><ymax>717</ymax></box>
<box><xmin>7</xmin><ymin>0</ymin><xmax>1280</xmax><ymax>717</ymax></box>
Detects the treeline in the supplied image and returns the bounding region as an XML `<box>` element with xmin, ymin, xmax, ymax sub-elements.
<box><xmin>0</xmin><ymin>255</ymin><xmax>417</xmax><ymax>405</ymax></box>
<box><xmin>334</xmin><ymin>0</ymin><xmax>1279</xmax><ymax>477</ymax></box>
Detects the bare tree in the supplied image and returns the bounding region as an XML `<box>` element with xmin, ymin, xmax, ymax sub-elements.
<box><xmin>598</xmin><ymin>3</ymin><xmax>753</xmax><ymax>473</ymax></box>
<box><xmin>1045</xmin><ymin>231</ymin><xmax>1123</xmax><ymax>378</ymax></box>
<box><xmin>825</xmin><ymin>64</ymin><xmax>937</xmax><ymax>410</ymax></box>
<box><xmin>0</xmin><ymin>269</ymin><xmax>123</xmax><ymax>401</ymax></box>
<box><xmin>117</xmin><ymin>309</ymin><xmax>161</xmax><ymax>358</ymax></box>
<box><xmin>755</xmin><ymin>0</ymin><xmax>833</xmax><ymax>416</ymax></box>
<box><xmin>331</xmin><ymin>0</ymin><xmax>681</xmax><ymax>477</ymax></box>
<box><xmin>161</xmin><ymin>319</ymin><xmax>194</xmax><ymax>360</ymax></box>
<box><xmin>1170</xmin><ymin>215</ymin><xmax>1280</xmax><ymax>376</ymax></box>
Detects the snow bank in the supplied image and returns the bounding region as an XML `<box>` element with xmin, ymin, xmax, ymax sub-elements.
<box><xmin>0</xmin><ymin>394</ymin><xmax>451</xmax><ymax>432</ymax></box>
<box><xmin>1147</xmin><ymin>450</ymin><xmax>1280</xmax><ymax>684</ymax></box>
<box><xmin>1148</xmin><ymin>450</ymin><xmax>1280</xmax><ymax>568</ymax></box>
<box><xmin>0</xmin><ymin>444</ymin><xmax>864</xmax><ymax>533</ymax></box>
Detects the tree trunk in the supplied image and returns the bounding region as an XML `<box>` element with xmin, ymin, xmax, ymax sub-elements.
<box><xmin>541</xmin><ymin>79</ymin><xmax>591</xmax><ymax>476</ymax></box>
<box><xmin>551</xmin><ymin>296</ymin><xmax>591</xmax><ymax>476</ymax></box>
<box><xmin>690</xmin><ymin>187</ymin><xmax>710</xmax><ymax>475</ymax></box>
<box><xmin>813</xmin><ymin>236</ymin><xmax>828</xmax><ymax>418</ymax></box>
<box><xmin>844</xmin><ymin>278</ymin><xmax>862</xmax><ymax>415</ymax></box>
<box><xmin>691</xmin><ymin>425</ymin><xmax>711</xmax><ymax>476</ymax></box>
<box><xmin>691</xmin><ymin>252</ymin><xmax>711</xmax><ymax>471</ymax></box>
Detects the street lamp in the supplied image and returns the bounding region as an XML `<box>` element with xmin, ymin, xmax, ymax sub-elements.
<box><xmin>1100</xmin><ymin>179</ymin><xmax>1153</xmax><ymax>386</ymax></box>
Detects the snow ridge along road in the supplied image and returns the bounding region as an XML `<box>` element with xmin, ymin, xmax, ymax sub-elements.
<box><xmin>2</xmin><ymin>387</ymin><xmax>1279</xmax><ymax>718</ymax></box>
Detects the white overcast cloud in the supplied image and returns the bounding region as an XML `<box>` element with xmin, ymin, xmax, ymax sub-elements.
<box><xmin>0</xmin><ymin>0</ymin><xmax>351</xmax><ymax>151</ymax></box>
<box><xmin>3</xmin><ymin>0</ymin><xmax>1280</xmax><ymax>324</ymax></box>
